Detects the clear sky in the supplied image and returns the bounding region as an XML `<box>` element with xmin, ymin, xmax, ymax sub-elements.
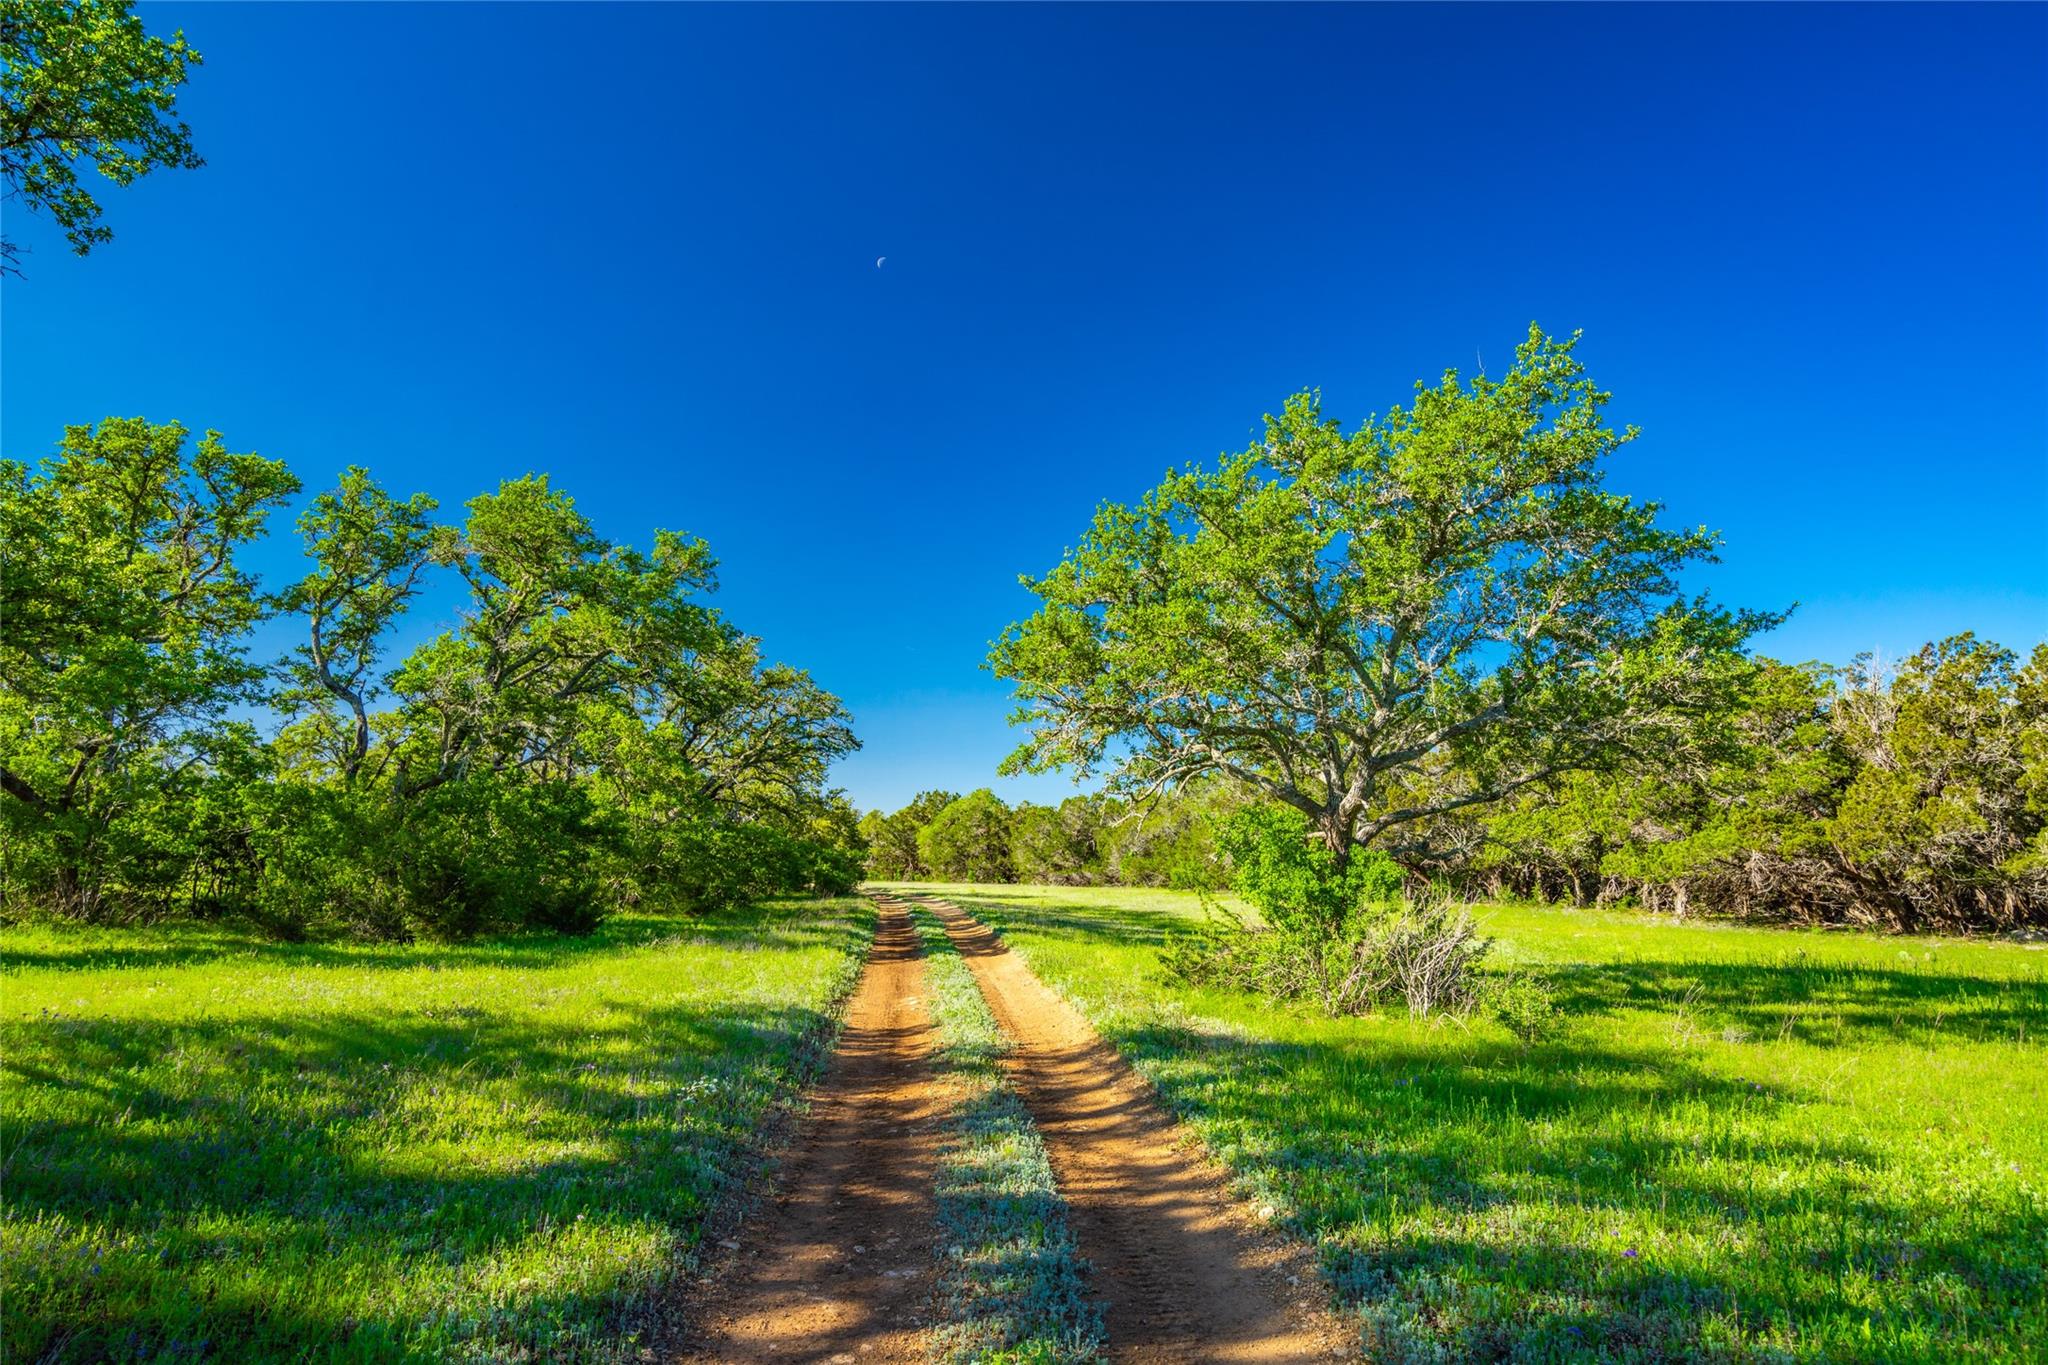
<box><xmin>5</xmin><ymin>2</ymin><xmax>2044</xmax><ymax>815</ymax></box>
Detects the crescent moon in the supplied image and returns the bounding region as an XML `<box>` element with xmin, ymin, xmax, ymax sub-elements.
<box><xmin>876</xmin><ymin>256</ymin><xmax>886</xmax><ymax>268</ymax></box>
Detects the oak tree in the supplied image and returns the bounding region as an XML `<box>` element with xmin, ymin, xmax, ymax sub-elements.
<box><xmin>993</xmin><ymin>326</ymin><xmax>1772</xmax><ymax>870</ymax></box>
<box><xmin>2</xmin><ymin>0</ymin><xmax>203</xmax><ymax>269</ymax></box>
<box><xmin>0</xmin><ymin>418</ymin><xmax>296</xmax><ymax>910</ymax></box>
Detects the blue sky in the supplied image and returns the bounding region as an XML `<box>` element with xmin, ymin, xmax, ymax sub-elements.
<box><xmin>5</xmin><ymin>3</ymin><xmax>2043</xmax><ymax>814</ymax></box>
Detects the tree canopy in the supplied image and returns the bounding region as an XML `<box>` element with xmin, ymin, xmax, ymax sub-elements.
<box><xmin>917</xmin><ymin>788</ymin><xmax>1016</xmax><ymax>883</ymax></box>
<box><xmin>1</xmin><ymin>0</ymin><xmax>203</xmax><ymax>269</ymax></box>
<box><xmin>0</xmin><ymin>418</ymin><xmax>865</xmax><ymax>937</ymax></box>
<box><xmin>992</xmin><ymin>325</ymin><xmax>1775</xmax><ymax>866</ymax></box>
<box><xmin>0</xmin><ymin>419</ymin><xmax>296</xmax><ymax>911</ymax></box>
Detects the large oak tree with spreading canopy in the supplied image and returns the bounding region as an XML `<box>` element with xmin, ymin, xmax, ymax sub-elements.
<box><xmin>992</xmin><ymin>326</ymin><xmax>1775</xmax><ymax>869</ymax></box>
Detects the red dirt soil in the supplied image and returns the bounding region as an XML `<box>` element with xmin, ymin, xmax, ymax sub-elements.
<box><xmin>675</xmin><ymin>901</ymin><xmax>949</xmax><ymax>1363</ymax></box>
<box><xmin>672</xmin><ymin>893</ymin><xmax>1352</xmax><ymax>1363</ymax></box>
<box><xmin>913</xmin><ymin>893</ymin><xmax>1350</xmax><ymax>1364</ymax></box>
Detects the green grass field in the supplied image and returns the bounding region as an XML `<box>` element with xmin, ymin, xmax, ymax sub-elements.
<box><xmin>0</xmin><ymin>898</ymin><xmax>872</xmax><ymax>1363</ymax></box>
<box><xmin>895</xmin><ymin>884</ymin><xmax>2048</xmax><ymax>1363</ymax></box>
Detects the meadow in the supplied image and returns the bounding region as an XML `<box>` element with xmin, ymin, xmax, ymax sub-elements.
<box><xmin>0</xmin><ymin>897</ymin><xmax>872</xmax><ymax>1363</ymax></box>
<box><xmin>896</xmin><ymin>884</ymin><xmax>2048</xmax><ymax>1363</ymax></box>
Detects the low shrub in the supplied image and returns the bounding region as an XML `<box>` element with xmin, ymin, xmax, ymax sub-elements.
<box><xmin>1166</xmin><ymin>808</ymin><xmax>1551</xmax><ymax>1029</ymax></box>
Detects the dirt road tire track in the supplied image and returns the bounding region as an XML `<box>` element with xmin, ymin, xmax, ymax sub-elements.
<box><xmin>676</xmin><ymin>901</ymin><xmax>948</xmax><ymax>1363</ymax></box>
<box><xmin>912</xmin><ymin>894</ymin><xmax>1349</xmax><ymax>1364</ymax></box>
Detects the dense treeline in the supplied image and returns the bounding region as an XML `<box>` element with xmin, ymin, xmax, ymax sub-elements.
<box><xmin>859</xmin><ymin>782</ymin><xmax>1243</xmax><ymax>889</ymax></box>
<box><xmin>1440</xmin><ymin>637</ymin><xmax>2047</xmax><ymax>932</ymax></box>
<box><xmin>0</xmin><ymin>418</ymin><xmax>865</xmax><ymax>938</ymax></box>
<box><xmin>865</xmin><ymin>636</ymin><xmax>2047</xmax><ymax>933</ymax></box>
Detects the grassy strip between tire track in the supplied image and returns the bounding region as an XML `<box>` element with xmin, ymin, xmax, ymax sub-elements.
<box><xmin>903</xmin><ymin>900</ymin><xmax>1106</xmax><ymax>1364</ymax></box>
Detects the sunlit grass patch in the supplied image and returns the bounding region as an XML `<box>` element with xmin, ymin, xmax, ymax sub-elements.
<box><xmin>905</xmin><ymin>902</ymin><xmax>1104</xmax><ymax>1364</ymax></box>
<box><xmin>893</xmin><ymin>884</ymin><xmax>2048</xmax><ymax>1363</ymax></box>
<box><xmin>1</xmin><ymin>898</ymin><xmax>873</xmax><ymax>1363</ymax></box>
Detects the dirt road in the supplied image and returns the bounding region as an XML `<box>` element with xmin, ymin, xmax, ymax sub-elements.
<box><xmin>678</xmin><ymin>901</ymin><xmax>948</xmax><ymax>1363</ymax></box>
<box><xmin>916</xmin><ymin>894</ymin><xmax>1342</xmax><ymax>1365</ymax></box>
<box><xmin>674</xmin><ymin>893</ymin><xmax>1345</xmax><ymax>1363</ymax></box>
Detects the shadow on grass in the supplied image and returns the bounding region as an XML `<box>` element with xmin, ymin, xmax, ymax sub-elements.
<box><xmin>1</xmin><ymin>907</ymin><xmax>868</xmax><ymax>1363</ymax></box>
<box><xmin>944</xmin><ymin>886</ymin><xmax>2048</xmax><ymax>1047</ymax></box>
<box><xmin>934</xmin><ymin>891</ymin><xmax>2046</xmax><ymax>1358</ymax></box>
<box><xmin>1543</xmin><ymin>957</ymin><xmax>2048</xmax><ymax>1046</ymax></box>
<box><xmin>1103</xmin><ymin>1019</ymin><xmax>2046</xmax><ymax>1359</ymax></box>
<box><xmin>0</xmin><ymin>896</ymin><xmax>863</xmax><ymax>976</ymax></box>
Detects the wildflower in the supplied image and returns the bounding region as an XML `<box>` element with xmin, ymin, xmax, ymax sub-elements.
<box><xmin>1622</xmin><ymin>1247</ymin><xmax>1639</xmax><ymax>1259</ymax></box>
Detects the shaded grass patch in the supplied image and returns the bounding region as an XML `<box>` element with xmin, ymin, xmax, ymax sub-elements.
<box><xmin>2</xmin><ymin>897</ymin><xmax>874</xmax><ymax>1363</ymax></box>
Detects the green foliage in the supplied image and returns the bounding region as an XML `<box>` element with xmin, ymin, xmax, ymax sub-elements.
<box><xmin>1009</xmin><ymin>798</ymin><xmax>1099</xmax><ymax>885</ymax></box>
<box><xmin>1217</xmin><ymin>805</ymin><xmax>1402</xmax><ymax>935</ymax></box>
<box><xmin>1451</xmin><ymin>638</ymin><xmax>2046</xmax><ymax>930</ymax></box>
<box><xmin>1827</xmin><ymin>636</ymin><xmax>2043</xmax><ymax>913</ymax></box>
<box><xmin>1094</xmin><ymin>780</ymin><xmax>1243</xmax><ymax>889</ymax></box>
<box><xmin>1</xmin><ymin>420</ymin><xmax>862</xmax><ymax>939</ymax></box>
<box><xmin>1</xmin><ymin>0</ymin><xmax>203</xmax><ymax>267</ymax></box>
<box><xmin>1167</xmin><ymin>807</ymin><xmax>1521</xmax><ymax>1022</ymax></box>
<box><xmin>389</xmin><ymin>776</ymin><xmax>610</xmax><ymax>938</ymax></box>
<box><xmin>0</xmin><ymin>898</ymin><xmax>873</xmax><ymax>1361</ymax></box>
<box><xmin>919</xmin><ymin>789</ymin><xmax>1017</xmax><ymax>883</ymax></box>
<box><xmin>950</xmin><ymin>885</ymin><xmax>2048</xmax><ymax>1363</ymax></box>
<box><xmin>972</xmin><ymin>328</ymin><xmax>2031</xmax><ymax>933</ymax></box>
<box><xmin>277</xmin><ymin>466</ymin><xmax>439</xmax><ymax>785</ymax></box>
<box><xmin>993</xmin><ymin>325</ymin><xmax>1772</xmax><ymax>865</ymax></box>
<box><xmin>0</xmin><ymin>418</ymin><xmax>297</xmax><ymax>919</ymax></box>
<box><xmin>866</xmin><ymin>782</ymin><xmax>1246</xmax><ymax>891</ymax></box>
<box><xmin>647</xmin><ymin>818</ymin><xmax>862</xmax><ymax>915</ymax></box>
<box><xmin>860</xmin><ymin>789</ymin><xmax>958</xmax><ymax>880</ymax></box>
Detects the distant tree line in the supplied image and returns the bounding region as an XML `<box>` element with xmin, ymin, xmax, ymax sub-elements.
<box><xmin>0</xmin><ymin>418</ymin><xmax>865</xmax><ymax>939</ymax></box>
<box><xmin>1433</xmin><ymin>636</ymin><xmax>2045</xmax><ymax>932</ymax></box>
<box><xmin>859</xmin><ymin>782</ymin><xmax>1247</xmax><ymax>889</ymax></box>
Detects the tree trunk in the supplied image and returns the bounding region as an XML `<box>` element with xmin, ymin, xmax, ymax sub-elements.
<box><xmin>1318</xmin><ymin>810</ymin><xmax>1351</xmax><ymax>871</ymax></box>
<box><xmin>52</xmin><ymin>859</ymin><xmax>102</xmax><ymax>921</ymax></box>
